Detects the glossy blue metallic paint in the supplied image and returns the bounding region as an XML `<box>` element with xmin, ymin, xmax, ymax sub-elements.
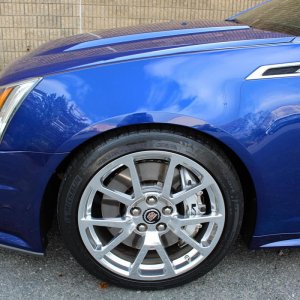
<box><xmin>0</xmin><ymin>151</ymin><xmax>68</xmax><ymax>252</ymax></box>
<box><xmin>0</xmin><ymin>21</ymin><xmax>300</xmax><ymax>253</ymax></box>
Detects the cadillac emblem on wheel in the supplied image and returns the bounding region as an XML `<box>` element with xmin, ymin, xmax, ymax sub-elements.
<box><xmin>144</xmin><ymin>209</ymin><xmax>161</xmax><ymax>224</ymax></box>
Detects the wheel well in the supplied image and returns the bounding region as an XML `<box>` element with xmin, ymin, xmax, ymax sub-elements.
<box><xmin>40</xmin><ymin>123</ymin><xmax>256</xmax><ymax>248</ymax></box>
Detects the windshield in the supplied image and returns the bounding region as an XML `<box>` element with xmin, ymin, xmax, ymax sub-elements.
<box><xmin>233</xmin><ymin>0</ymin><xmax>300</xmax><ymax>36</ymax></box>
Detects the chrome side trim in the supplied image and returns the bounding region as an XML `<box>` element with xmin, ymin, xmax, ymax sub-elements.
<box><xmin>246</xmin><ymin>62</ymin><xmax>300</xmax><ymax>80</ymax></box>
<box><xmin>0</xmin><ymin>243</ymin><xmax>44</xmax><ymax>256</ymax></box>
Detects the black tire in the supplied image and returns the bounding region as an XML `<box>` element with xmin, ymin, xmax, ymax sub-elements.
<box><xmin>58</xmin><ymin>127</ymin><xmax>244</xmax><ymax>290</ymax></box>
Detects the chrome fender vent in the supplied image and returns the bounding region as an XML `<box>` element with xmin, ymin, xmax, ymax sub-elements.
<box><xmin>247</xmin><ymin>62</ymin><xmax>300</xmax><ymax>80</ymax></box>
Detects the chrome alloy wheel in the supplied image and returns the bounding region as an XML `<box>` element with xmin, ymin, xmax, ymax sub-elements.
<box><xmin>78</xmin><ymin>151</ymin><xmax>225</xmax><ymax>281</ymax></box>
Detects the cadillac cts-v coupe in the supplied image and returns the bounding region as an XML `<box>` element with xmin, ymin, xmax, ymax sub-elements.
<box><xmin>0</xmin><ymin>0</ymin><xmax>299</xmax><ymax>289</ymax></box>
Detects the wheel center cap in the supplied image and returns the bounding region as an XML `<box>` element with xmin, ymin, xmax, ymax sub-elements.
<box><xmin>143</xmin><ymin>208</ymin><xmax>161</xmax><ymax>224</ymax></box>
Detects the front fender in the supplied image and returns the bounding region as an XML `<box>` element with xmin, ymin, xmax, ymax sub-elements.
<box><xmin>2</xmin><ymin>45</ymin><xmax>300</xmax><ymax>252</ymax></box>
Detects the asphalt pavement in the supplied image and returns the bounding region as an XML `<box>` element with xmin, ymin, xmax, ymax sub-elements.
<box><xmin>0</xmin><ymin>223</ymin><xmax>299</xmax><ymax>300</ymax></box>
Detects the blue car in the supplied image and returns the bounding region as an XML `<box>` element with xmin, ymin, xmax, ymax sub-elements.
<box><xmin>0</xmin><ymin>0</ymin><xmax>299</xmax><ymax>289</ymax></box>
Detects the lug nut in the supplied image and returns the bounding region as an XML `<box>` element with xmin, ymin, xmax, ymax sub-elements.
<box><xmin>137</xmin><ymin>224</ymin><xmax>148</xmax><ymax>232</ymax></box>
<box><xmin>146</xmin><ymin>196</ymin><xmax>158</xmax><ymax>205</ymax></box>
<box><xmin>162</xmin><ymin>206</ymin><xmax>173</xmax><ymax>215</ymax></box>
<box><xmin>199</xmin><ymin>205</ymin><xmax>206</xmax><ymax>213</ymax></box>
<box><xmin>156</xmin><ymin>223</ymin><xmax>167</xmax><ymax>232</ymax></box>
<box><xmin>130</xmin><ymin>207</ymin><xmax>141</xmax><ymax>216</ymax></box>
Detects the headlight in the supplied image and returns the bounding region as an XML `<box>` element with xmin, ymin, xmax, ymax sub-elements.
<box><xmin>0</xmin><ymin>77</ymin><xmax>42</xmax><ymax>141</ymax></box>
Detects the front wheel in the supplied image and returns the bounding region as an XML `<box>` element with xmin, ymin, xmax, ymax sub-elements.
<box><xmin>58</xmin><ymin>128</ymin><xmax>243</xmax><ymax>289</ymax></box>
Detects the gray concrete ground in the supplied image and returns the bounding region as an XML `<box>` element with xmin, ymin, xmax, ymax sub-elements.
<box><xmin>0</xmin><ymin>223</ymin><xmax>299</xmax><ymax>300</ymax></box>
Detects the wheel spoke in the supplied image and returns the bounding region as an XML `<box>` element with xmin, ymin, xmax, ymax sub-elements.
<box><xmin>80</xmin><ymin>216</ymin><xmax>131</xmax><ymax>229</ymax></box>
<box><xmin>161</xmin><ymin>156</ymin><xmax>180</xmax><ymax>199</ymax></box>
<box><xmin>155</xmin><ymin>244</ymin><xmax>176</xmax><ymax>277</ymax></box>
<box><xmin>130</xmin><ymin>232</ymin><xmax>175</xmax><ymax>277</ymax></box>
<box><xmin>126</xmin><ymin>157</ymin><xmax>143</xmax><ymax>200</ymax></box>
<box><xmin>83</xmin><ymin>187</ymin><xmax>97</xmax><ymax>215</ymax></box>
<box><xmin>96</xmin><ymin>182</ymin><xmax>133</xmax><ymax>206</ymax></box>
<box><xmin>130</xmin><ymin>243</ymin><xmax>149</xmax><ymax>276</ymax></box>
<box><xmin>170</xmin><ymin>176</ymin><xmax>214</xmax><ymax>205</ymax></box>
<box><xmin>95</xmin><ymin>226</ymin><xmax>134</xmax><ymax>259</ymax></box>
<box><xmin>168</xmin><ymin>224</ymin><xmax>210</xmax><ymax>257</ymax></box>
<box><xmin>170</xmin><ymin>213</ymin><xmax>223</xmax><ymax>227</ymax></box>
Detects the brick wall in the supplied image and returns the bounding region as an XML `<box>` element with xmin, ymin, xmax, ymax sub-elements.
<box><xmin>0</xmin><ymin>0</ymin><xmax>263</xmax><ymax>71</ymax></box>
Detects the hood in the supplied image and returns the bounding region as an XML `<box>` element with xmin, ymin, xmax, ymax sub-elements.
<box><xmin>0</xmin><ymin>20</ymin><xmax>293</xmax><ymax>86</ymax></box>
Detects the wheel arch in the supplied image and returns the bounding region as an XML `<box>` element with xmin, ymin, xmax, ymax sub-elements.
<box><xmin>40</xmin><ymin>123</ymin><xmax>257</xmax><ymax>248</ymax></box>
